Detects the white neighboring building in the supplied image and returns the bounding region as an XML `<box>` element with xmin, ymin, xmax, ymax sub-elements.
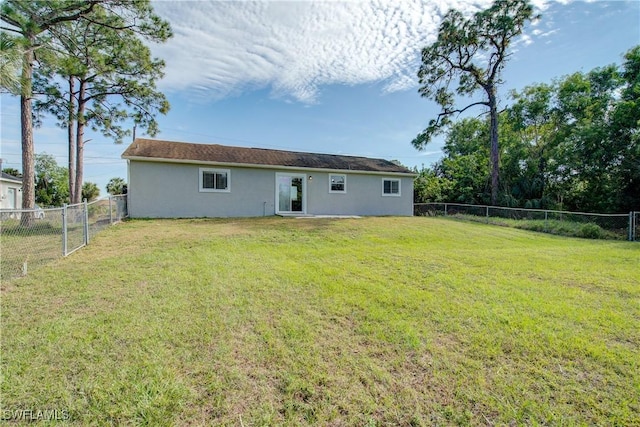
<box><xmin>0</xmin><ymin>169</ymin><xmax>22</xmax><ymax>210</ymax></box>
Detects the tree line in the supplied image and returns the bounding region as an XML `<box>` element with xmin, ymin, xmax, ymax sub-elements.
<box><xmin>1</xmin><ymin>1</ymin><xmax>171</xmax><ymax>225</ymax></box>
<box><xmin>4</xmin><ymin>153</ymin><xmax>127</xmax><ymax>206</ymax></box>
<box><xmin>414</xmin><ymin>45</ymin><xmax>640</xmax><ymax>213</ymax></box>
<box><xmin>411</xmin><ymin>0</ymin><xmax>638</xmax><ymax>214</ymax></box>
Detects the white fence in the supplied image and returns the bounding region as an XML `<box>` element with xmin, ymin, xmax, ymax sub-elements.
<box><xmin>415</xmin><ymin>202</ymin><xmax>638</xmax><ymax>241</ymax></box>
<box><xmin>0</xmin><ymin>195</ymin><xmax>127</xmax><ymax>280</ymax></box>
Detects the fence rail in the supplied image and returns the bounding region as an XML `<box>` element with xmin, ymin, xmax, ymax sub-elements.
<box><xmin>0</xmin><ymin>195</ymin><xmax>127</xmax><ymax>281</ymax></box>
<box><xmin>414</xmin><ymin>202</ymin><xmax>638</xmax><ymax>241</ymax></box>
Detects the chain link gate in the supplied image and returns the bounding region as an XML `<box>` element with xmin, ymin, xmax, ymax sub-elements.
<box><xmin>1</xmin><ymin>195</ymin><xmax>128</xmax><ymax>280</ymax></box>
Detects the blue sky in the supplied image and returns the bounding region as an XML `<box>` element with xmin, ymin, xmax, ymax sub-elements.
<box><xmin>1</xmin><ymin>0</ymin><xmax>638</xmax><ymax>196</ymax></box>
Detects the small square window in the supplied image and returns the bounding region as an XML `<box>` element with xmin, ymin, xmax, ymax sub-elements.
<box><xmin>382</xmin><ymin>178</ymin><xmax>400</xmax><ymax>196</ymax></box>
<box><xmin>329</xmin><ymin>174</ymin><xmax>346</xmax><ymax>193</ymax></box>
<box><xmin>199</xmin><ymin>168</ymin><xmax>230</xmax><ymax>192</ymax></box>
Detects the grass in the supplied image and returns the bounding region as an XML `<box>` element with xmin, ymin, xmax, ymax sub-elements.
<box><xmin>1</xmin><ymin>217</ymin><xmax>639</xmax><ymax>425</ymax></box>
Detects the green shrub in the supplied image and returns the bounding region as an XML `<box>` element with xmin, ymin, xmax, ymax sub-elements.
<box><xmin>449</xmin><ymin>215</ymin><xmax>624</xmax><ymax>240</ymax></box>
<box><xmin>578</xmin><ymin>223</ymin><xmax>604</xmax><ymax>239</ymax></box>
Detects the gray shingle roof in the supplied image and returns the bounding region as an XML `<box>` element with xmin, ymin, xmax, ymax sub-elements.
<box><xmin>1</xmin><ymin>171</ymin><xmax>22</xmax><ymax>182</ymax></box>
<box><xmin>122</xmin><ymin>139</ymin><xmax>414</xmax><ymax>174</ymax></box>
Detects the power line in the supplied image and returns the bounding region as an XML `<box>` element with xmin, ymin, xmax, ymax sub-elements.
<box><xmin>151</xmin><ymin>126</ymin><xmax>432</xmax><ymax>160</ymax></box>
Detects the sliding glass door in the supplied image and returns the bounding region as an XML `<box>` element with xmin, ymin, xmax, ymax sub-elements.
<box><xmin>276</xmin><ymin>173</ymin><xmax>305</xmax><ymax>214</ymax></box>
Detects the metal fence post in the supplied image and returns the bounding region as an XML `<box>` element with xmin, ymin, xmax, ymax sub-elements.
<box><xmin>62</xmin><ymin>203</ymin><xmax>67</xmax><ymax>256</ymax></box>
<box><xmin>544</xmin><ymin>210</ymin><xmax>549</xmax><ymax>233</ymax></box>
<box><xmin>486</xmin><ymin>206</ymin><xmax>490</xmax><ymax>223</ymax></box>
<box><xmin>84</xmin><ymin>199</ymin><xmax>90</xmax><ymax>245</ymax></box>
<box><xmin>109</xmin><ymin>196</ymin><xmax>113</xmax><ymax>224</ymax></box>
<box><xmin>444</xmin><ymin>203</ymin><xmax>448</xmax><ymax>216</ymax></box>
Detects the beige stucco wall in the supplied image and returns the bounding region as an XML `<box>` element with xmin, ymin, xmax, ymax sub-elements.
<box><xmin>128</xmin><ymin>160</ymin><xmax>413</xmax><ymax>218</ymax></box>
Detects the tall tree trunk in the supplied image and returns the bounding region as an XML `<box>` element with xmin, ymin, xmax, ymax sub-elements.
<box><xmin>19</xmin><ymin>43</ymin><xmax>35</xmax><ymax>227</ymax></box>
<box><xmin>73</xmin><ymin>81</ymin><xmax>86</xmax><ymax>204</ymax></box>
<box><xmin>488</xmin><ymin>86</ymin><xmax>500</xmax><ymax>206</ymax></box>
<box><xmin>68</xmin><ymin>76</ymin><xmax>77</xmax><ymax>204</ymax></box>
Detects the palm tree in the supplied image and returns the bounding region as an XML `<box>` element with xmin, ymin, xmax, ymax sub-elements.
<box><xmin>0</xmin><ymin>32</ymin><xmax>22</xmax><ymax>94</ymax></box>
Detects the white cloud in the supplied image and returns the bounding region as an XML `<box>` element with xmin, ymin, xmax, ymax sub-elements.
<box><xmin>532</xmin><ymin>28</ymin><xmax>558</xmax><ymax>38</ymax></box>
<box><xmin>150</xmin><ymin>0</ymin><xmax>557</xmax><ymax>103</ymax></box>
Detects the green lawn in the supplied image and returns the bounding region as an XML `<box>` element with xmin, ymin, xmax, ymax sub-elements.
<box><xmin>2</xmin><ymin>217</ymin><xmax>639</xmax><ymax>425</ymax></box>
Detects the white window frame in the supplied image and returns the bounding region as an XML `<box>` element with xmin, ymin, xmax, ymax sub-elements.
<box><xmin>329</xmin><ymin>174</ymin><xmax>347</xmax><ymax>193</ymax></box>
<box><xmin>199</xmin><ymin>168</ymin><xmax>230</xmax><ymax>193</ymax></box>
<box><xmin>382</xmin><ymin>178</ymin><xmax>401</xmax><ymax>197</ymax></box>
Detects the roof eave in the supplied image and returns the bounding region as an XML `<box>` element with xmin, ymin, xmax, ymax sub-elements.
<box><xmin>0</xmin><ymin>176</ymin><xmax>23</xmax><ymax>184</ymax></box>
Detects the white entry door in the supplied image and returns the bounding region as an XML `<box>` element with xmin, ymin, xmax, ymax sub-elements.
<box><xmin>7</xmin><ymin>188</ymin><xmax>16</xmax><ymax>209</ymax></box>
<box><xmin>276</xmin><ymin>173</ymin><xmax>306</xmax><ymax>214</ymax></box>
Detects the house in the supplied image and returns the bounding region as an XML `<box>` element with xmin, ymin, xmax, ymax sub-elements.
<box><xmin>122</xmin><ymin>139</ymin><xmax>416</xmax><ymax>218</ymax></box>
<box><xmin>0</xmin><ymin>168</ymin><xmax>22</xmax><ymax>210</ymax></box>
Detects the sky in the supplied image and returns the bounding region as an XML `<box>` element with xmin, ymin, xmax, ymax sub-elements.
<box><xmin>1</xmin><ymin>0</ymin><xmax>639</xmax><ymax>196</ymax></box>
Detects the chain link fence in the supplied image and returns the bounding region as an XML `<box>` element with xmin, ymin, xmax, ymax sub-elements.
<box><xmin>415</xmin><ymin>203</ymin><xmax>638</xmax><ymax>241</ymax></box>
<box><xmin>0</xmin><ymin>195</ymin><xmax>128</xmax><ymax>281</ymax></box>
<box><xmin>86</xmin><ymin>195</ymin><xmax>128</xmax><ymax>243</ymax></box>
